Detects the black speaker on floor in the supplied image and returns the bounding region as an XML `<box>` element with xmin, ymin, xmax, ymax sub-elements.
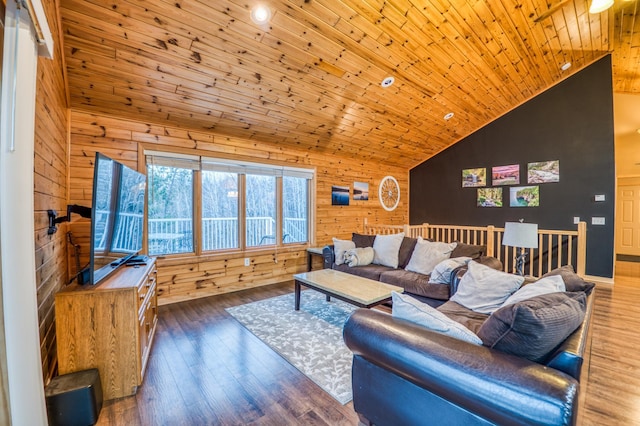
<box><xmin>45</xmin><ymin>368</ymin><xmax>103</xmax><ymax>426</ymax></box>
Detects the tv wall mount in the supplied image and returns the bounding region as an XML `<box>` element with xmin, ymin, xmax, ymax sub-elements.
<box><xmin>47</xmin><ymin>205</ymin><xmax>92</xmax><ymax>235</ymax></box>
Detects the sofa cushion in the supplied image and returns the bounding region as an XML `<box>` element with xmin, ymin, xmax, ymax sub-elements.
<box><xmin>450</xmin><ymin>242</ymin><xmax>486</xmax><ymax>259</ymax></box>
<box><xmin>332</xmin><ymin>238</ymin><xmax>355</xmax><ymax>266</ymax></box>
<box><xmin>352</xmin><ymin>233</ymin><xmax>376</xmax><ymax>248</ymax></box>
<box><xmin>333</xmin><ymin>263</ymin><xmax>393</xmax><ymax>281</ymax></box>
<box><xmin>428</xmin><ymin>256</ymin><xmax>472</xmax><ymax>284</ymax></box>
<box><xmin>392</xmin><ymin>292</ymin><xmax>482</xmax><ymax>345</ymax></box>
<box><xmin>380</xmin><ymin>269</ymin><xmax>450</xmax><ymax>301</ymax></box>
<box><xmin>450</xmin><ymin>261</ymin><xmax>524</xmax><ymax>314</ymax></box>
<box><xmin>477</xmin><ymin>291</ymin><xmax>587</xmax><ymax>362</ymax></box>
<box><xmin>542</xmin><ymin>265</ymin><xmax>596</xmax><ymax>294</ymax></box>
<box><xmin>373</xmin><ymin>232</ymin><xmax>405</xmax><ymax>268</ymax></box>
<box><xmin>405</xmin><ymin>237</ymin><xmax>457</xmax><ymax>275</ymax></box>
<box><xmin>436</xmin><ymin>300</ymin><xmax>489</xmax><ymax>335</ymax></box>
<box><xmin>398</xmin><ymin>237</ymin><xmax>418</xmax><ymax>269</ymax></box>
<box><xmin>502</xmin><ymin>275</ymin><xmax>565</xmax><ymax>307</ymax></box>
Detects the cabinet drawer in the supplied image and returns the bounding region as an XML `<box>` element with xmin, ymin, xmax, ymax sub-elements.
<box><xmin>138</xmin><ymin>265</ymin><xmax>157</xmax><ymax>312</ymax></box>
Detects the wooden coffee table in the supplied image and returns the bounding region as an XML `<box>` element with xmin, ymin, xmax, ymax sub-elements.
<box><xmin>293</xmin><ymin>269</ymin><xmax>403</xmax><ymax>310</ymax></box>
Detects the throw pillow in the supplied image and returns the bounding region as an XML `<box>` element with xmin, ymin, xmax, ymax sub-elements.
<box><xmin>501</xmin><ymin>275</ymin><xmax>566</xmax><ymax>307</ymax></box>
<box><xmin>477</xmin><ymin>291</ymin><xmax>587</xmax><ymax>362</ymax></box>
<box><xmin>428</xmin><ymin>256</ymin><xmax>472</xmax><ymax>284</ymax></box>
<box><xmin>405</xmin><ymin>237</ymin><xmax>457</xmax><ymax>275</ymax></box>
<box><xmin>372</xmin><ymin>232</ymin><xmax>405</xmax><ymax>268</ymax></box>
<box><xmin>344</xmin><ymin>247</ymin><xmax>375</xmax><ymax>267</ymax></box>
<box><xmin>450</xmin><ymin>261</ymin><xmax>524</xmax><ymax>314</ymax></box>
<box><xmin>352</xmin><ymin>233</ymin><xmax>376</xmax><ymax>248</ymax></box>
<box><xmin>397</xmin><ymin>237</ymin><xmax>419</xmax><ymax>269</ymax></box>
<box><xmin>450</xmin><ymin>242</ymin><xmax>486</xmax><ymax>259</ymax></box>
<box><xmin>542</xmin><ymin>265</ymin><xmax>596</xmax><ymax>294</ymax></box>
<box><xmin>392</xmin><ymin>292</ymin><xmax>482</xmax><ymax>345</ymax></box>
<box><xmin>332</xmin><ymin>238</ymin><xmax>355</xmax><ymax>266</ymax></box>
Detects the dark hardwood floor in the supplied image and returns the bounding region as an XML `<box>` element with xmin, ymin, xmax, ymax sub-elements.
<box><xmin>96</xmin><ymin>262</ymin><xmax>640</xmax><ymax>425</ymax></box>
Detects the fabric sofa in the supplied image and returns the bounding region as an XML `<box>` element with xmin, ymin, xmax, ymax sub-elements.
<box><xmin>322</xmin><ymin>233</ymin><xmax>502</xmax><ymax>305</ymax></box>
<box><xmin>343</xmin><ymin>265</ymin><xmax>595</xmax><ymax>426</ymax></box>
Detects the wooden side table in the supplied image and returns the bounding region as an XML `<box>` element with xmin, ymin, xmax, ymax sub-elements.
<box><xmin>306</xmin><ymin>247</ymin><xmax>325</xmax><ymax>271</ymax></box>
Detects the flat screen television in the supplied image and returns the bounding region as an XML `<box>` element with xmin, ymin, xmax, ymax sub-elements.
<box><xmin>87</xmin><ymin>152</ymin><xmax>146</xmax><ymax>285</ymax></box>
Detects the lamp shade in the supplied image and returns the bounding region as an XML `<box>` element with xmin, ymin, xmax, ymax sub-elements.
<box><xmin>502</xmin><ymin>222</ymin><xmax>538</xmax><ymax>249</ymax></box>
<box><xmin>589</xmin><ymin>0</ymin><xmax>614</xmax><ymax>14</ymax></box>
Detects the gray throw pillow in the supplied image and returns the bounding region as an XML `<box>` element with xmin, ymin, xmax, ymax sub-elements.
<box><xmin>501</xmin><ymin>275</ymin><xmax>565</xmax><ymax>307</ymax></box>
<box><xmin>477</xmin><ymin>291</ymin><xmax>587</xmax><ymax>362</ymax></box>
<box><xmin>392</xmin><ymin>292</ymin><xmax>482</xmax><ymax>345</ymax></box>
<box><xmin>405</xmin><ymin>237</ymin><xmax>457</xmax><ymax>275</ymax></box>
<box><xmin>372</xmin><ymin>233</ymin><xmax>405</xmax><ymax>268</ymax></box>
<box><xmin>450</xmin><ymin>261</ymin><xmax>524</xmax><ymax>314</ymax></box>
<box><xmin>428</xmin><ymin>256</ymin><xmax>472</xmax><ymax>284</ymax></box>
<box><xmin>542</xmin><ymin>265</ymin><xmax>596</xmax><ymax>294</ymax></box>
<box><xmin>450</xmin><ymin>242</ymin><xmax>486</xmax><ymax>259</ymax></box>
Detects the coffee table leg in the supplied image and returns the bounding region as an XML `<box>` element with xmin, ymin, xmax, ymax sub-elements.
<box><xmin>295</xmin><ymin>280</ymin><xmax>301</xmax><ymax>310</ymax></box>
<box><xmin>326</xmin><ymin>295</ymin><xmax>331</xmax><ymax>302</ymax></box>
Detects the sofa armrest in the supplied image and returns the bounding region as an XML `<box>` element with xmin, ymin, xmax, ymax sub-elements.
<box><xmin>322</xmin><ymin>245</ymin><xmax>335</xmax><ymax>269</ymax></box>
<box><xmin>344</xmin><ymin>309</ymin><xmax>579</xmax><ymax>426</ymax></box>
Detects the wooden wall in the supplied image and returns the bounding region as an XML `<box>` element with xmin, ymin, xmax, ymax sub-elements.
<box><xmin>33</xmin><ymin>0</ymin><xmax>69</xmax><ymax>383</ymax></box>
<box><xmin>68</xmin><ymin>110</ymin><xmax>407</xmax><ymax>304</ymax></box>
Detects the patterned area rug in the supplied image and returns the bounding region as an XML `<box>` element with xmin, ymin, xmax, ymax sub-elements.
<box><xmin>226</xmin><ymin>291</ymin><xmax>357</xmax><ymax>404</ymax></box>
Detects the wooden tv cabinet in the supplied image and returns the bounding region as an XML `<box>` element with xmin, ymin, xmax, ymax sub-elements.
<box><xmin>55</xmin><ymin>258</ymin><xmax>158</xmax><ymax>400</ymax></box>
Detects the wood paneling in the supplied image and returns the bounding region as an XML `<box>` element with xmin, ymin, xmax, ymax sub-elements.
<box><xmin>34</xmin><ymin>0</ymin><xmax>70</xmax><ymax>384</ymax></box>
<box><xmin>69</xmin><ymin>110</ymin><xmax>407</xmax><ymax>304</ymax></box>
<box><xmin>58</xmin><ymin>0</ymin><xmax>639</xmax><ymax>170</ymax></box>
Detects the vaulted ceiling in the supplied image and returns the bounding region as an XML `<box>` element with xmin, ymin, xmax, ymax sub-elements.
<box><xmin>59</xmin><ymin>0</ymin><xmax>640</xmax><ymax>168</ymax></box>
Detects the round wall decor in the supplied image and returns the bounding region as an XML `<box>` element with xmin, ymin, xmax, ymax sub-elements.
<box><xmin>379</xmin><ymin>176</ymin><xmax>400</xmax><ymax>211</ymax></box>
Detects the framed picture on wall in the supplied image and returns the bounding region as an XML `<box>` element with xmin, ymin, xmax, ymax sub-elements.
<box><xmin>509</xmin><ymin>186</ymin><xmax>540</xmax><ymax>207</ymax></box>
<box><xmin>491</xmin><ymin>164</ymin><xmax>520</xmax><ymax>186</ymax></box>
<box><xmin>477</xmin><ymin>188</ymin><xmax>503</xmax><ymax>207</ymax></box>
<box><xmin>353</xmin><ymin>181</ymin><xmax>369</xmax><ymax>200</ymax></box>
<box><xmin>462</xmin><ymin>168</ymin><xmax>486</xmax><ymax>187</ymax></box>
<box><xmin>528</xmin><ymin>160</ymin><xmax>559</xmax><ymax>183</ymax></box>
<box><xmin>331</xmin><ymin>185</ymin><xmax>350</xmax><ymax>206</ymax></box>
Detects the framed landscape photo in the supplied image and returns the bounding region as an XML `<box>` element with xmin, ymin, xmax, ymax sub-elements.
<box><xmin>477</xmin><ymin>188</ymin><xmax>503</xmax><ymax>207</ymax></box>
<box><xmin>528</xmin><ymin>160</ymin><xmax>559</xmax><ymax>183</ymax></box>
<box><xmin>462</xmin><ymin>168</ymin><xmax>486</xmax><ymax>187</ymax></box>
<box><xmin>491</xmin><ymin>164</ymin><xmax>519</xmax><ymax>186</ymax></box>
<box><xmin>509</xmin><ymin>186</ymin><xmax>540</xmax><ymax>207</ymax></box>
<box><xmin>331</xmin><ymin>185</ymin><xmax>349</xmax><ymax>206</ymax></box>
<box><xmin>353</xmin><ymin>181</ymin><xmax>369</xmax><ymax>200</ymax></box>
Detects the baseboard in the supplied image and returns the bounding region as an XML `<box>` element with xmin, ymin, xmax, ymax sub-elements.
<box><xmin>584</xmin><ymin>274</ymin><xmax>614</xmax><ymax>286</ymax></box>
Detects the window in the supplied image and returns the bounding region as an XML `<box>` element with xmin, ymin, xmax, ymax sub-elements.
<box><xmin>202</xmin><ymin>170</ymin><xmax>238</xmax><ymax>250</ymax></box>
<box><xmin>145</xmin><ymin>151</ymin><xmax>313</xmax><ymax>256</ymax></box>
<box><xmin>146</xmin><ymin>154</ymin><xmax>198</xmax><ymax>255</ymax></box>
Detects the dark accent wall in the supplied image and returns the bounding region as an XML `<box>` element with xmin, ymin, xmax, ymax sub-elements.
<box><xmin>410</xmin><ymin>55</ymin><xmax>615</xmax><ymax>278</ymax></box>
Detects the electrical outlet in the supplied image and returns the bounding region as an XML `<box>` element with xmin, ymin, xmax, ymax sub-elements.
<box><xmin>244</xmin><ymin>257</ymin><xmax>250</xmax><ymax>266</ymax></box>
<box><xmin>573</xmin><ymin>216</ymin><xmax>580</xmax><ymax>224</ymax></box>
<box><xmin>594</xmin><ymin>194</ymin><xmax>605</xmax><ymax>202</ymax></box>
<box><xmin>591</xmin><ymin>217</ymin><xmax>605</xmax><ymax>225</ymax></box>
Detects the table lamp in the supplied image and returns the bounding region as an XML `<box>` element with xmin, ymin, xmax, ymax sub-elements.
<box><xmin>502</xmin><ymin>222</ymin><xmax>538</xmax><ymax>276</ymax></box>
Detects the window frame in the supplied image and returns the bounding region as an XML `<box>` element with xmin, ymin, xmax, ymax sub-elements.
<box><xmin>141</xmin><ymin>147</ymin><xmax>315</xmax><ymax>258</ymax></box>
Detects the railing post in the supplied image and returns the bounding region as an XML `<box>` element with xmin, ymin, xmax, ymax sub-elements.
<box><xmin>403</xmin><ymin>224</ymin><xmax>409</xmax><ymax>236</ymax></box>
<box><xmin>486</xmin><ymin>225</ymin><xmax>495</xmax><ymax>257</ymax></box>
<box><xmin>577</xmin><ymin>221</ymin><xmax>587</xmax><ymax>277</ymax></box>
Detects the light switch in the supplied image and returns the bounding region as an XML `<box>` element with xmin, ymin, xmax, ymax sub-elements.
<box><xmin>595</xmin><ymin>194</ymin><xmax>605</xmax><ymax>202</ymax></box>
<box><xmin>573</xmin><ymin>217</ymin><xmax>580</xmax><ymax>224</ymax></box>
<box><xmin>592</xmin><ymin>217</ymin><xmax>605</xmax><ymax>225</ymax></box>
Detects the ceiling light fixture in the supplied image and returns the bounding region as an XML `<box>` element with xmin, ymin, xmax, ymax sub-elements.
<box><xmin>381</xmin><ymin>76</ymin><xmax>395</xmax><ymax>88</ymax></box>
<box><xmin>589</xmin><ymin>0</ymin><xmax>614</xmax><ymax>14</ymax></box>
<box><xmin>637</xmin><ymin>128</ymin><xmax>640</xmax><ymax>134</ymax></box>
<box><xmin>444</xmin><ymin>112</ymin><xmax>454</xmax><ymax>120</ymax></box>
<box><xmin>250</xmin><ymin>5</ymin><xmax>272</xmax><ymax>24</ymax></box>
<box><xmin>561</xmin><ymin>62</ymin><xmax>572</xmax><ymax>71</ymax></box>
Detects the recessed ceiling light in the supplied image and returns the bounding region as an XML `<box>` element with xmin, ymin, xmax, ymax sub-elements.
<box><xmin>381</xmin><ymin>76</ymin><xmax>395</xmax><ymax>88</ymax></box>
<box><xmin>561</xmin><ymin>62</ymin><xmax>572</xmax><ymax>71</ymax></box>
<box><xmin>250</xmin><ymin>5</ymin><xmax>271</xmax><ymax>24</ymax></box>
<box><xmin>444</xmin><ymin>112</ymin><xmax>454</xmax><ymax>120</ymax></box>
<box><xmin>637</xmin><ymin>128</ymin><xmax>640</xmax><ymax>134</ymax></box>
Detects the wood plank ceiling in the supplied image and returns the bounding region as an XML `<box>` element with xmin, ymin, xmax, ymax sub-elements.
<box><xmin>59</xmin><ymin>0</ymin><xmax>639</xmax><ymax>169</ymax></box>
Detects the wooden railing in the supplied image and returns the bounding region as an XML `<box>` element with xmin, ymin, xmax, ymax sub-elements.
<box><xmin>363</xmin><ymin>219</ymin><xmax>587</xmax><ymax>278</ymax></box>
